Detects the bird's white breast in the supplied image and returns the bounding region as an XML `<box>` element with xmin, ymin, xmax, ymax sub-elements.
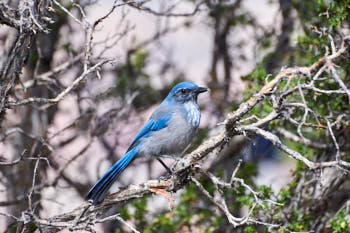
<box><xmin>183</xmin><ymin>101</ymin><xmax>201</xmax><ymax>127</ymax></box>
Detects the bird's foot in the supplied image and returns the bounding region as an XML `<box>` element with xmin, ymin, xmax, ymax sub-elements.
<box><xmin>159</xmin><ymin>172</ymin><xmax>173</xmax><ymax>181</ymax></box>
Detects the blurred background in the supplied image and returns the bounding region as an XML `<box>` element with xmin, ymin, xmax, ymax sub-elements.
<box><xmin>0</xmin><ymin>0</ymin><xmax>349</xmax><ymax>232</ymax></box>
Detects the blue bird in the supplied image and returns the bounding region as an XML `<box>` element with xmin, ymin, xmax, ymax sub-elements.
<box><xmin>86</xmin><ymin>81</ymin><xmax>208</xmax><ymax>204</ymax></box>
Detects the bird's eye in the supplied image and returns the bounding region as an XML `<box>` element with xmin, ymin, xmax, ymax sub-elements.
<box><xmin>179</xmin><ymin>89</ymin><xmax>186</xmax><ymax>94</ymax></box>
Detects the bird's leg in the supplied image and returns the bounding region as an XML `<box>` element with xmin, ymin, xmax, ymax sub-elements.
<box><xmin>157</xmin><ymin>155</ymin><xmax>181</xmax><ymax>180</ymax></box>
<box><xmin>157</xmin><ymin>158</ymin><xmax>179</xmax><ymax>181</ymax></box>
<box><xmin>157</xmin><ymin>158</ymin><xmax>172</xmax><ymax>175</ymax></box>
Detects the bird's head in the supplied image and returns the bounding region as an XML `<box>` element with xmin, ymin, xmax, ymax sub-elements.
<box><xmin>166</xmin><ymin>81</ymin><xmax>208</xmax><ymax>104</ymax></box>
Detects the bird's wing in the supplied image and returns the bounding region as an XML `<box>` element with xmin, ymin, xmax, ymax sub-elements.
<box><xmin>126</xmin><ymin>107</ymin><xmax>173</xmax><ymax>152</ymax></box>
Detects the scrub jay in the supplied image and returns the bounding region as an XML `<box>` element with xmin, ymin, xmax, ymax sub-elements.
<box><xmin>86</xmin><ymin>81</ymin><xmax>208</xmax><ymax>204</ymax></box>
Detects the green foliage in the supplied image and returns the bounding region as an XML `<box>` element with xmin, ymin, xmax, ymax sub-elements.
<box><xmin>28</xmin><ymin>50</ymin><xmax>39</xmax><ymax>66</ymax></box>
<box><xmin>249</xmin><ymin>99</ymin><xmax>273</xmax><ymax>118</ymax></box>
<box><xmin>130</xmin><ymin>50</ymin><xmax>148</xmax><ymax>71</ymax></box>
<box><xmin>132</xmin><ymin>197</ymin><xmax>148</xmax><ymax>229</ymax></box>
<box><xmin>241</xmin><ymin>64</ymin><xmax>267</xmax><ymax>99</ymax></box>
<box><xmin>249</xmin><ymin>65</ymin><xmax>267</xmax><ymax>81</ymax></box>
<box><xmin>286</xmin><ymin>213</ymin><xmax>309</xmax><ymax>232</ymax></box>
<box><xmin>293</xmin><ymin>0</ymin><xmax>350</xmax><ymax>29</ymax></box>
<box><xmin>327</xmin><ymin>0</ymin><xmax>350</xmax><ymax>27</ymax></box>
<box><xmin>119</xmin><ymin>204</ymin><xmax>130</xmax><ymax>220</ymax></box>
<box><xmin>244</xmin><ymin>225</ymin><xmax>256</xmax><ymax>233</ymax></box>
<box><xmin>278</xmin><ymin>188</ymin><xmax>291</xmax><ymax>204</ymax></box>
<box><xmin>236</xmin><ymin>195</ymin><xmax>251</xmax><ymax>206</ymax></box>
<box><xmin>145</xmin><ymin>213</ymin><xmax>177</xmax><ymax>233</ymax></box>
<box><xmin>28</xmin><ymin>223</ymin><xmax>37</xmax><ymax>233</ymax></box>
<box><xmin>236</xmin><ymin>162</ymin><xmax>257</xmax><ymax>185</ymax></box>
<box><xmin>118</xmin><ymin>183</ymin><xmax>222</xmax><ymax>233</ymax></box>
<box><xmin>117</xmin><ymin>173</ymin><xmax>275</xmax><ymax>233</ymax></box>
<box><xmin>283</xmin><ymin>138</ymin><xmax>316</xmax><ymax>161</ymax></box>
<box><xmin>330</xmin><ymin>210</ymin><xmax>350</xmax><ymax>233</ymax></box>
<box><xmin>8</xmin><ymin>223</ymin><xmax>37</xmax><ymax>233</ymax></box>
<box><xmin>345</xmin><ymin>152</ymin><xmax>350</xmax><ymax>162</ymax></box>
<box><xmin>257</xmin><ymin>185</ymin><xmax>272</xmax><ymax>199</ymax></box>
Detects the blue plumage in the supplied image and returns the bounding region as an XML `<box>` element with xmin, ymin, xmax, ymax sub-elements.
<box><xmin>85</xmin><ymin>147</ymin><xmax>137</xmax><ymax>204</ymax></box>
<box><xmin>127</xmin><ymin>114</ymin><xmax>172</xmax><ymax>152</ymax></box>
<box><xmin>86</xmin><ymin>81</ymin><xmax>207</xmax><ymax>204</ymax></box>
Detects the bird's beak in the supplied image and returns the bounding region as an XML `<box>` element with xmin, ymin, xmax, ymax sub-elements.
<box><xmin>194</xmin><ymin>87</ymin><xmax>208</xmax><ymax>94</ymax></box>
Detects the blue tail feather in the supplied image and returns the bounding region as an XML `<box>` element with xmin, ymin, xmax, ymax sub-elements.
<box><xmin>85</xmin><ymin>148</ymin><xmax>137</xmax><ymax>204</ymax></box>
